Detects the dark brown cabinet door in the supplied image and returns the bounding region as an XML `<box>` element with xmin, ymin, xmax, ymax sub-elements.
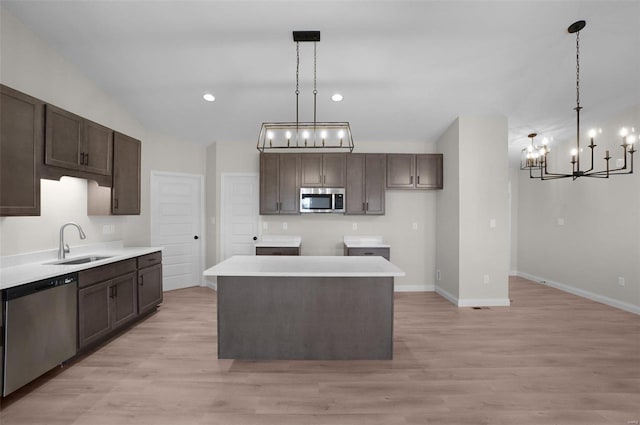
<box><xmin>260</xmin><ymin>153</ymin><xmax>280</xmax><ymax>214</ymax></box>
<box><xmin>78</xmin><ymin>280</ymin><xmax>112</xmax><ymax>349</ymax></box>
<box><xmin>112</xmin><ymin>132</ymin><xmax>141</xmax><ymax>215</ymax></box>
<box><xmin>322</xmin><ymin>153</ymin><xmax>346</xmax><ymax>187</ymax></box>
<box><xmin>416</xmin><ymin>154</ymin><xmax>443</xmax><ymax>189</ymax></box>
<box><xmin>0</xmin><ymin>85</ymin><xmax>43</xmax><ymax>216</ymax></box>
<box><xmin>346</xmin><ymin>153</ymin><xmax>385</xmax><ymax>215</ymax></box>
<box><xmin>364</xmin><ymin>154</ymin><xmax>386</xmax><ymax>214</ymax></box>
<box><xmin>345</xmin><ymin>153</ymin><xmax>366</xmax><ymax>215</ymax></box>
<box><xmin>300</xmin><ymin>153</ymin><xmax>345</xmax><ymax>187</ymax></box>
<box><xmin>386</xmin><ymin>154</ymin><xmax>415</xmax><ymax>188</ymax></box>
<box><xmin>278</xmin><ymin>154</ymin><xmax>300</xmax><ymax>214</ymax></box>
<box><xmin>300</xmin><ymin>153</ymin><xmax>323</xmax><ymax>187</ymax></box>
<box><xmin>45</xmin><ymin>104</ymin><xmax>83</xmax><ymax>171</ymax></box>
<box><xmin>83</xmin><ymin>119</ymin><xmax>113</xmax><ymax>176</ymax></box>
<box><xmin>138</xmin><ymin>264</ymin><xmax>163</xmax><ymax>315</ymax></box>
<box><xmin>111</xmin><ymin>272</ymin><xmax>138</xmax><ymax>330</ymax></box>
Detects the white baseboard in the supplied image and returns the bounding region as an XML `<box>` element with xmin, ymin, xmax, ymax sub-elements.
<box><xmin>517</xmin><ymin>271</ymin><xmax>640</xmax><ymax>315</ymax></box>
<box><xmin>458</xmin><ymin>298</ymin><xmax>510</xmax><ymax>307</ymax></box>
<box><xmin>435</xmin><ymin>285</ymin><xmax>510</xmax><ymax>307</ymax></box>
<box><xmin>435</xmin><ymin>285</ymin><xmax>458</xmax><ymax>305</ymax></box>
<box><xmin>395</xmin><ymin>283</ymin><xmax>435</xmax><ymax>292</ymax></box>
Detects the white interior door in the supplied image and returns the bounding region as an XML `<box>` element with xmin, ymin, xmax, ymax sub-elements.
<box><xmin>221</xmin><ymin>173</ymin><xmax>259</xmax><ymax>260</ymax></box>
<box><xmin>151</xmin><ymin>171</ymin><xmax>204</xmax><ymax>291</ymax></box>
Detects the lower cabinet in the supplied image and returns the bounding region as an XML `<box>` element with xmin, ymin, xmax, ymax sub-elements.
<box><xmin>255</xmin><ymin>246</ymin><xmax>300</xmax><ymax>255</ymax></box>
<box><xmin>78</xmin><ymin>271</ymin><xmax>137</xmax><ymax>349</ymax></box>
<box><xmin>344</xmin><ymin>246</ymin><xmax>391</xmax><ymax>261</ymax></box>
<box><xmin>77</xmin><ymin>252</ymin><xmax>163</xmax><ymax>350</ymax></box>
<box><xmin>138</xmin><ymin>254</ymin><xmax>163</xmax><ymax>315</ymax></box>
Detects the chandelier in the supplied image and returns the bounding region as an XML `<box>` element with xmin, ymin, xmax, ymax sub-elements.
<box><xmin>257</xmin><ymin>31</ymin><xmax>354</xmax><ymax>153</ymax></box>
<box><xmin>522</xmin><ymin>20</ymin><xmax>635</xmax><ymax>180</ymax></box>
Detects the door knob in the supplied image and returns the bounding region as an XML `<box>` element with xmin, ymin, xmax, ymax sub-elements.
<box><xmin>194</xmin><ymin>235</ymin><xmax>199</xmax><ymax>240</ymax></box>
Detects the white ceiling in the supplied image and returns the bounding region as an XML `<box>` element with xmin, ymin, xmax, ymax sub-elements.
<box><xmin>2</xmin><ymin>1</ymin><xmax>639</xmax><ymax>160</ymax></box>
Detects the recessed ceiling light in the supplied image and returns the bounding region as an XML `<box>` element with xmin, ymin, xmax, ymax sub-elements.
<box><xmin>203</xmin><ymin>93</ymin><xmax>215</xmax><ymax>102</ymax></box>
<box><xmin>331</xmin><ymin>93</ymin><xmax>343</xmax><ymax>102</ymax></box>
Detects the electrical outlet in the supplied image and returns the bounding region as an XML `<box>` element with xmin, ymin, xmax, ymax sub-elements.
<box><xmin>483</xmin><ymin>274</ymin><xmax>490</xmax><ymax>284</ymax></box>
<box><xmin>263</xmin><ymin>222</ymin><xmax>268</xmax><ymax>230</ymax></box>
<box><xmin>618</xmin><ymin>277</ymin><xmax>625</xmax><ymax>287</ymax></box>
<box><xmin>352</xmin><ymin>222</ymin><xmax>358</xmax><ymax>231</ymax></box>
<box><xmin>102</xmin><ymin>224</ymin><xmax>115</xmax><ymax>235</ymax></box>
<box><xmin>557</xmin><ymin>218</ymin><xmax>565</xmax><ymax>226</ymax></box>
<box><xmin>412</xmin><ymin>222</ymin><xmax>418</xmax><ymax>230</ymax></box>
<box><xmin>489</xmin><ymin>219</ymin><xmax>496</xmax><ymax>228</ymax></box>
<box><xmin>436</xmin><ymin>269</ymin><xmax>441</xmax><ymax>281</ymax></box>
<box><xmin>283</xmin><ymin>222</ymin><xmax>288</xmax><ymax>230</ymax></box>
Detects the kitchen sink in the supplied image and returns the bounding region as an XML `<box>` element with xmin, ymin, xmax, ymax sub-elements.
<box><xmin>49</xmin><ymin>256</ymin><xmax>112</xmax><ymax>265</ymax></box>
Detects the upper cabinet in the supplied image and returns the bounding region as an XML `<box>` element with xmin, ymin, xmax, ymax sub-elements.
<box><xmin>300</xmin><ymin>153</ymin><xmax>346</xmax><ymax>187</ymax></box>
<box><xmin>386</xmin><ymin>154</ymin><xmax>443</xmax><ymax>190</ymax></box>
<box><xmin>415</xmin><ymin>154</ymin><xmax>443</xmax><ymax>189</ymax></box>
<box><xmin>346</xmin><ymin>153</ymin><xmax>386</xmax><ymax>215</ymax></box>
<box><xmin>45</xmin><ymin>104</ymin><xmax>113</xmax><ymax>177</ymax></box>
<box><xmin>260</xmin><ymin>153</ymin><xmax>300</xmax><ymax>215</ymax></box>
<box><xmin>112</xmin><ymin>132</ymin><xmax>141</xmax><ymax>215</ymax></box>
<box><xmin>0</xmin><ymin>85</ymin><xmax>43</xmax><ymax>216</ymax></box>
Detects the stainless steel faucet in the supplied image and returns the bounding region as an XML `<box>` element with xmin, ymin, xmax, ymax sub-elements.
<box><xmin>58</xmin><ymin>222</ymin><xmax>87</xmax><ymax>259</ymax></box>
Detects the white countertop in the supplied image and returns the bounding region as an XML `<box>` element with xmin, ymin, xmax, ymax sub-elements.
<box><xmin>343</xmin><ymin>235</ymin><xmax>391</xmax><ymax>248</ymax></box>
<box><xmin>0</xmin><ymin>242</ymin><xmax>162</xmax><ymax>290</ymax></box>
<box><xmin>254</xmin><ymin>235</ymin><xmax>302</xmax><ymax>248</ymax></box>
<box><xmin>203</xmin><ymin>255</ymin><xmax>404</xmax><ymax>277</ymax></box>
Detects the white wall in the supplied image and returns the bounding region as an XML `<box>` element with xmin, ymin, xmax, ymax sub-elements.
<box><xmin>458</xmin><ymin>115</ymin><xmax>509</xmax><ymax>304</ymax></box>
<box><xmin>0</xmin><ymin>8</ymin><xmax>207</xmax><ymax>256</ymax></box>
<box><xmin>210</xmin><ymin>140</ymin><xmax>438</xmax><ymax>290</ymax></box>
<box><xmin>435</xmin><ymin>115</ymin><xmax>510</xmax><ymax>306</ymax></box>
<box><xmin>517</xmin><ymin>105</ymin><xmax>640</xmax><ymax>313</ymax></box>
<box><xmin>435</xmin><ymin>119</ymin><xmax>460</xmax><ymax>300</ymax></box>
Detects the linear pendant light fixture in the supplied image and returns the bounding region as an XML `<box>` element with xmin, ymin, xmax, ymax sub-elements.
<box><xmin>522</xmin><ymin>20</ymin><xmax>635</xmax><ymax>180</ymax></box>
<box><xmin>257</xmin><ymin>31</ymin><xmax>354</xmax><ymax>153</ymax></box>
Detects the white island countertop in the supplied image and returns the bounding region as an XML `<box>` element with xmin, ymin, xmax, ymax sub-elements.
<box><xmin>1</xmin><ymin>242</ymin><xmax>162</xmax><ymax>290</ymax></box>
<box><xmin>203</xmin><ymin>255</ymin><xmax>405</xmax><ymax>277</ymax></box>
<box><xmin>343</xmin><ymin>235</ymin><xmax>390</xmax><ymax>248</ymax></box>
<box><xmin>254</xmin><ymin>235</ymin><xmax>302</xmax><ymax>248</ymax></box>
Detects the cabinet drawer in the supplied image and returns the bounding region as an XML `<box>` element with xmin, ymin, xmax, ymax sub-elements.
<box><xmin>346</xmin><ymin>247</ymin><xmax>390</xmax><ymax>261</ymax></box>
<box><xmin>255</xmin><ymin>247</ymin><xmax>300</xmax><ymax>256</ymax></box>
<box><xmin>137</xmin><ymin>251</ymin><xmax>162</xmax><ymax>269</ymax></box>
<box><xmin>78</xmin><ymin>259</ymin><xmax>137</xmax><ymax>288</ymax></box>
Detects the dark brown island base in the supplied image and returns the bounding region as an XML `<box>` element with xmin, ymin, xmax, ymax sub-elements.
<box><xmin>203</xmin><ymin>255</ymin><xmax>405</xmax><ymax>360</ymax></box>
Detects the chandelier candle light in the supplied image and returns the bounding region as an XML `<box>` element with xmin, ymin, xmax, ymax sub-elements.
<box><xmin>521</xmin><ymin>20</ymin><xmax>635</xmax><ymax>180</ymax></box>
<box><xmin>257</xmin><ymin>31</ymin><xmax>354</xmax><ymax>152</ymax></box>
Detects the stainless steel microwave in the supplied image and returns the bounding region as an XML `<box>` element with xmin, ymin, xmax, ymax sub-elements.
<box><xmin>300</xmin><ymin>187</ymin><xmax>345</xmax><ymax>213</ymax></box>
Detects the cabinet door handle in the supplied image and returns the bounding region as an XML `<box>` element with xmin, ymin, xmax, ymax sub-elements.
<box><xmin>416</xmin><ymin>175</ymin><xmax>420</xmax><ymax>184</ymax></box>
<box><xmin>362</xmin><ymin>202</ymin><xmax>366</xmax><ymax>211</ymax></box>
<box><xmin>79</xmin><ymin>152</ymin><xmax>85</xmax><ymax>165</ymax></box>
<box><xmin>114</xmin><ymin>197</ymin><xmax>119</xmax><ymax>209</ymax></box>
<box><xmin>85</xmin><ymin>153</ymin><xmax>89</xmax><ymax>165</ymax></box>
<box><xmin>109</xmin><ymin>286</ymin><xmax>115</xmax><ymax>298</ymax></box>
<box><xmin>410</xmin><ymin>175</ymin><xmax>413</xmax><ymax>185</ymax></box>
<box><xmin>140</xmin><ymin>275</ymin><xmax>144</xmax><ymax>286</ymax></box>
<box><xmin>114</xmin><ymin>285</ymin><xmax>118</xmax><ymax>297</ymax></box>
<box><xmin>364</xmin><ymin>252</ymin><xmax>374</xmax><ymax>255</ymax></box>
<box><xmin>366</xmin><ymin>202</ymin><xmax>369</xmax><ymax>211</ymax></box>
<box><xmin>323</xmin><ymin>175</ymin><xmax>326</xmax><ymax>185</ymax></box>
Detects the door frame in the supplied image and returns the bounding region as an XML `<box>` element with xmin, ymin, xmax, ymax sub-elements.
<box><xmin>150</xmin><ymin>170</ymin><xmax>206</xmax><ymax>287</ymax></box>
<box><xmin>219</xmin><ymin>172</ymin><xmax>260</xmax><ymax>262</ymax></box>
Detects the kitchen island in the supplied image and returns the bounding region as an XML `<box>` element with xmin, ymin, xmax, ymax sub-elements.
<box><xmin>203</xmin><ymin>255</ymin><xmax>405</xmax><ymax>360</ymax></box>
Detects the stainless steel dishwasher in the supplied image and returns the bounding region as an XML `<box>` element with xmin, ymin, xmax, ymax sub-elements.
<box><xmin>3</xmin><ymin>273</ymin><xmax>77</xmax><ymax>396</ymax></box>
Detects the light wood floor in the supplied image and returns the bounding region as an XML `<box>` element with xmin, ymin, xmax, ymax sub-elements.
<box><xmin>1</xmin><ymin>276</ymin><xmax>638</xmax><ymax>425</ymax></box>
